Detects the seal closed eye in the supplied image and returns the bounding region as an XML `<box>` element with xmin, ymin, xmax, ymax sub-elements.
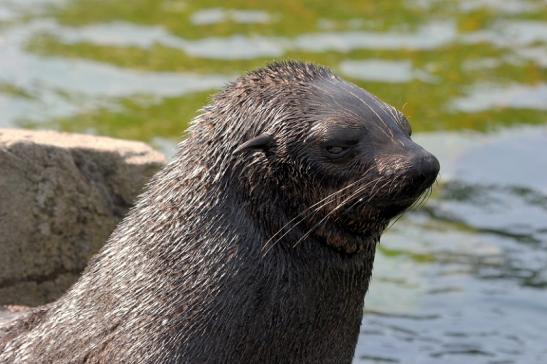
<box><xmin>0</xmin><ymin>61</ymin><xmax>439</xmax><ymax>364</ymax></box>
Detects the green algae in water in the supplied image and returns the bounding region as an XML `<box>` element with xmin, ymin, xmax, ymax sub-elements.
<box><xmin>1</xmin><ymin>0</ymin><xmax>543</xmax><ymax>142</ymax></box>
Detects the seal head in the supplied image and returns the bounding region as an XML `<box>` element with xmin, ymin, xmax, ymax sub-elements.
<box><xmin>230</xmin><ymin>62</ymin><xmax>439</xmax><ymax>254</ymax></box>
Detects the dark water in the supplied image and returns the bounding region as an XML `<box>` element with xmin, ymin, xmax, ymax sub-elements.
<box><xmin>0</xmin><ymin>0</ymin><xmax>546</xmax><ymax>362</ymax></box>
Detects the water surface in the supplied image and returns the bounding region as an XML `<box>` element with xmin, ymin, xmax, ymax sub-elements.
<box><xmin>0</xmin><ymin>0</ymin><xmax>546</xmax><ymax>362</ymax></box>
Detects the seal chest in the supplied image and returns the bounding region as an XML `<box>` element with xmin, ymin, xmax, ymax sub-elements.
<box><xmin>0</xmin><ymin>61</ymin><xmax>439</xmax><ymax>364</ymax></box>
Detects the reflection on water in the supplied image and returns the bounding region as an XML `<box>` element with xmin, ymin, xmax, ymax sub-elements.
<box><xmin>0</xmin><ymin>20</ymin><xmax>231</xmax><ymax>126</ymax></box>
<box><xmin>46</xmin><ymin>20</ymin><xmax>286</xmax><ymax>59</ymax></box>
<box><xmin>462</xmin><ymin>20</ymin><xmax>547</xmax><ymax>47</ymax></box>
<box><xmin>294</xmin><ymin>22</ymin><xmax>456</xmax><ymax>52</ymax></box>
<box><xmin>340</xmin><ymin>59</ymin><xmax>437</xmax><ymax>83</ymax></box>
<box><xmin>28</xmin><ymin>20</ymin><xmax>456</xmax><ymax>58</ymax></box>
<box><xmin>0</xmin><ymin>0</ymin><xmax>546</xmax><ymax>362</ymax></box>
<box><xmin>451</xmin><ymin>83</ymin><xmax>547</xmax><ymax>112</ymax></box>
<box><xmin>190</xmin><ymin>8</ymin><xmax>273</xmax><ymax>25</ymax></box>
<box><xmin>458</xmin><ymin>0</ymin><xmax>540</xmax><ymax>14</ymax></box>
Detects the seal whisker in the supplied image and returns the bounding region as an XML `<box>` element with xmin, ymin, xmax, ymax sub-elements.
<box><xmin>333</xmin><ymin>174</ymin><xmax>389</xmax><ymax>223</ymax></box>
<box><xmin>261</xmin><ymin>171</ymin><xmax>375</xmax><ymax>256</ymax></box>
<box><xmin>267</xmin><ymin>175</ymin><xmax>382</xmax><ymax>254</ymax></box>
<box><xmin>292</xmin><ymin>175</ymin><xmax>385</xmax><ymax>248</ymax></box>
<box><xmin>385</xmin><ymin>184</ymin><xmax>434</xmax><ymax>231</ymax></box>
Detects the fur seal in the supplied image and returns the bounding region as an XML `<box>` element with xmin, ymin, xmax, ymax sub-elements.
<box><xmin>0</xmin><ymin>61</ymin><xmax>439</xmax><ymax>363</ymax></box>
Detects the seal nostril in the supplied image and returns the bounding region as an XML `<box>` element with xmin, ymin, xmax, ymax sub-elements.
<box><xmin>422</xmin><ymin>154</ymin><xmax>440</xmax><ymax>178</ymax></box>
<box><xmin>407</xmin><ymin>152</ymin><xmax>440</xmax><ymax>190</ymax></box>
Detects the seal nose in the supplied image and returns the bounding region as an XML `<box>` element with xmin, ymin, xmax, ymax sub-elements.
<box><xmin>410</xmin><ymin>151</ymin><xmax>440</xmax><ymax>190</ymax></box>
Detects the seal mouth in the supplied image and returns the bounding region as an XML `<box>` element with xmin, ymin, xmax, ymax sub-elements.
<box><xmin>311</xmin><ymin>221</ymin><xmax>383</xmax><ymax>254</ymax></box>
<box><xmin>308</xmin><ymin>203</ymin><xmax>390</xmax><ymax>254</ymax></box>
<box><xmin>314</xmin><ymin>183</ymin><xmax>434</xmax><ymax>254</ymax></box>
<box><xmin>373</xmin><ymin>197</ymin><xmax>422</xmax><ymax>220</ymax></box>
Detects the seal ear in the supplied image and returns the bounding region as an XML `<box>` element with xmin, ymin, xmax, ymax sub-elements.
<box><xmin>234</xmin><ymin>133</ymin><xmax>274</xmax><ymax>154</ymax></box>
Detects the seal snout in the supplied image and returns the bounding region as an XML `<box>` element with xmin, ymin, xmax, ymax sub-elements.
<box><xmin>409</xmin><ymin>151</ymin><xmax>440</xmax><ymax>190</ymax></box>
<box><xmin>378</xmin><ymin>141</ymin><xmax>440</xmax><ymax>191</ymax></box>
<box><xmin>372</xmin><ymin>146</ymin><xmax>439</xmax><ymax>207</ymax></box>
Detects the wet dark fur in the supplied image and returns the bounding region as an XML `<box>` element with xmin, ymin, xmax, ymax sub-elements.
<box><xmin>0</xmin><ymin>61</ymin><xmax>438</xmax><ymax>363</ymax></box>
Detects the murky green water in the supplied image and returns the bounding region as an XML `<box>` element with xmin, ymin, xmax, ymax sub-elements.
<box><xmin>1</xmin><ymin>0</ymin><xmax>546</xmax><ymax>362</ymax></box>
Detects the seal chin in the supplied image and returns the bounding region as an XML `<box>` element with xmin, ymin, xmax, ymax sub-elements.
<box><xmin>313</xmin><ymin>195</ymin><xmax>423</xmax><ymax>254</ymax></box>
<box><xmin>375</xmin><ymin>198</ymin><xmax>418</xmax><ymax>220</ymax></box>
<box><xmin>313</xmin><ymin>218</ymin><xmax>387</xmax><ymax>254</ymax></box>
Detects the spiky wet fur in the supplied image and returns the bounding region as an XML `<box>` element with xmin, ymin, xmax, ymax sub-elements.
<box><xmin>0</xmin><ymin>61</ymin><xmax>429</xmax><ymax>363</ymax></box>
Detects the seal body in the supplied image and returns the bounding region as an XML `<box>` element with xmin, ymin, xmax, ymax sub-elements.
<box><xmin>0</xmin><ymin>61</ymin><xmax>439</xmax><ymax>363</ymax></box>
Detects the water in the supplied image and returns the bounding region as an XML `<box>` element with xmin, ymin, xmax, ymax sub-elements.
<box><xmin>0</xmin><ymin>0</ymin><xmax>546</xmax><ymax>362</ymax></box>
<box><xmin>360</xmin><ymin>127</ymin><xmax>547</xmax><ymax>363</ymax></box>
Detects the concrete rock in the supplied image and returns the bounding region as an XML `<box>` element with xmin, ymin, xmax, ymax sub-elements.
<box><xmin>0</xmin><ymin>129</ymin><xmax>166</xmax><ymax>306</ymax></box>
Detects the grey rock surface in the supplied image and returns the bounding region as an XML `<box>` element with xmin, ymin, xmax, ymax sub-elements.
<box><xmin>0</xmin><ymin>129</ymin><xmax>166</xmax><ymax>306</ymax></box>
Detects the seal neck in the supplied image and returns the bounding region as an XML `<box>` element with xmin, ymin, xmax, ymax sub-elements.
<box><xmin>147</xmin><ymin>157</ymin><xmax>377</xmax><ymax>361</ymax></box>
<box><xmin>161</xmin><ymin>228</ymin><xmax>375</xmax><ymax>362</ymax></box>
